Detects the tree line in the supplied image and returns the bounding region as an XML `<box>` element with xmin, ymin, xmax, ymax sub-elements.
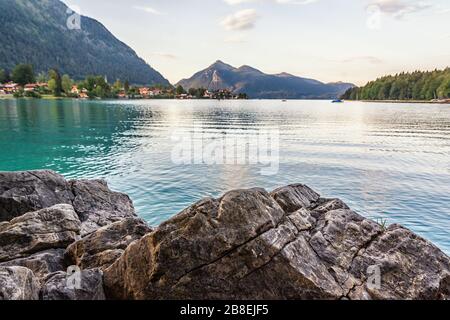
<box><xmin>341</xmin><ymin>68</ymin><xmax>450</xmax><ymax>101</ymax></box>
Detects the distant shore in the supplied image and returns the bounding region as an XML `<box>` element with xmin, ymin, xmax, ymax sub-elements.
<box><xmin>348</xmin><ymin>99</ymin><xmax>450</xmax><ymax>104</ymax></box>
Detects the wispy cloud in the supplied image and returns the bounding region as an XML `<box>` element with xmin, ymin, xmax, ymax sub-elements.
<box><xmin>340</xmin><ymin>56</ymin><xmax>384</xmax><ymax>64</ymax></box>
<box><xmin>220</xmin><ymin>9</ymin><xmax>259</xmax><ymax>30</ymax></box>
<box><xmin>224</xmin><ymin>0</ymin><xmax>318</xmax><ymax>5</ymax></box>
<box><xmin>368</xmin><ymin>0</ymin><xmax>432</xmax><ymax>19</ymax></box>
<box><xmin>150</xmin><ymin>52</ymin><xmax>178</xmax><ymax>60</ymax></box>
<box><xmin>133</xmin><ymin>5</ymin><xmax>164</xmax><ymax>15</ymax></box>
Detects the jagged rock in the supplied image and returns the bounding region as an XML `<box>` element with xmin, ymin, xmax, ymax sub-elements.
<box><xmin>103</xmin><ymin>187</ymin><xmax>343</xmax><ymax>299</ymax></box>
<box><xmin>0</xmin><ymin>204</ymin><xmax>81</xmax><ymax>262</ymax></box>
<box><xmin>348</xmin><ymin>224</ymin><xmax>450</xmax><ymax>300</ymax></box>
<box><xmin>270</xmin><ymin>184</ymin><xmax>320</xmax><ymax>213</ymax></box>
<box><xmin>65</xmin><ymin>218</ymin><xmax>152</xmax><ymax>270</ymax></box>
<box><xmin>104</xmin><ymin>185</ymin><xmax>450</xmax><ymax>300</ymax></box>
<box><xmin>40</xmin><ymin>268</ymin><xmax>105</xmax><ymax>300</ymax></box>
<box><xmin>0</xmin><ymin>266</ymin><xmax>40</xmax><ymax>300</ymax></box>
<box><xmin>0</xmin><ymin>249</ymin><xmax>65</xmax><ymax>283</ymax></box>
<box><xmin>70</xmin><ymin>180</ymin><xmax>136</xmax><ymax>236</ymax></box>
<box><xmin>0</xmin><ymin>170</ymin><xmax>74</xmax><ymax>222</ymax></box>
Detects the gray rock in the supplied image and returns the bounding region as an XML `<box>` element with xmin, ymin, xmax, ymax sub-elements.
<box><xmin>0</xmin><ymin>249</ymin><xmax>65</xmax><ymax>283</ymax></box>
<box><xmin>104</xmin><ymin>186</ymin><xmax>450</xmax><ymax>300</ymax></box>
<box><xmin>70</xmin><ymin>179</ymin><xmax>136</xmax><ymax>236</ymax></box>
<box><xmin>0</xmin><ymin>266</ymin><xmax>40</xmax><ymax>300</ymax></box>
<box><xmin>0</xmin><ymin>204</ymin><xmax>81</xmax><ymax>262</ymax></box>
<box><xmin>0</xmin><ymin>170</ymin><xmax>74</xmax><ymax>222</ymax></box>
<box><xmin>65</xmin><ymin>217</ymin><xmax>152</xmax><ymax>270</ymax></box>
<box><xmin>40</xmin><ymin>268</ymin><xmax>105</xmax><ymax>300</ymax></box>
<box><xmin>270</xmin><ymin>184</ymin><xmax>320</xmax><ymax>213</ymax></box>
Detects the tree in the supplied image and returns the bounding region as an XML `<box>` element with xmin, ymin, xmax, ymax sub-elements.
<box><xmin>12</xmin><ymin>64</ymin><xmax>35</xmax><ymax>86</ymax></box>
<box><xmin>48</xmin><ymin>69</ymin><xmax>62</xmax><ymax>96</ymax></box>
<box><xmin>176</xmin><ymin>85</ymin><xmax>185</xmax><ymax>95</ymax></box>
<box><xmin>61</xmin><ymin>74</ymin><xmax>73</xmax><ymax>93</ymax></box>
<box><xmin>0</xmin><ymin>69</ymin><xmax>7</xmax><ymax>83</ymax></box>
<box><xmin>36</xmin><ymin>72</ymin><xmax>48</xmax><ymax>83</ymax></box>
<box><xmin>113</xmin><ymin>79</ymin><xmax>123</xmax><ymax>92</ymax></box>
<box><xmin>124</xmin><ymin>80</ymin><xmax>130</xmax><ymax>93</ymax></box>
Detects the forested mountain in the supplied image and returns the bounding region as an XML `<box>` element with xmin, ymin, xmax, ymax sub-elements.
<box><xmin>0</xmin><ymin>0</ymin><xmax>169</xmax><ymax>85</ymax></box>
<box><xmin>341</xmin><ymin>68</ymin><xmax>450</xmax><ymax>101</ymax></box>
<box><xmin>177</xmin><ymin>61</ymin><xmax>354</xmax><ymax>99</ymax></box>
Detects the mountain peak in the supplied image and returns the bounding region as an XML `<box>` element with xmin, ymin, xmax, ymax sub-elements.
<box><xmin>209</xmin><ymin>60</ymin><xmax>235</xmax><ymax>70</ymax></box>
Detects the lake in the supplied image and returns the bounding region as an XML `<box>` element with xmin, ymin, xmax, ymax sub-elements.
<box><xmin>0</xmin><ymin>98</ymin><xmax>449</xmax><ymax>254</ymax></box>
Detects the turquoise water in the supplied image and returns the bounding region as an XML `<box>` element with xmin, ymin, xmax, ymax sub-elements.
<box><xmin>1</xmin><ymin>98</ymin><xmax>449</xmax><ymax>254</ymax></box>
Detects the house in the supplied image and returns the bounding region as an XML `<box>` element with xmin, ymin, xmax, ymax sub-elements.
<box><xmin>79</xmin><ymin>92</ymin><xmax>88</xmax><ymax>99</ymax></box>
<box><xmin>3</xmin><ymin>83</ymin><xmax>19</xmax><ymax>94</ymax></box>
<box><xmin>139</xmin><ymin>87</ymin><xmax>151</xmax><ymax>97</ymax></box>
<box><xmin>24</xmin><ymin>84</ymin><xmax>39</xmax><ymax>92</ymax></box>
<box><xmin>117</xmin><ymin>91</ymin><xmax>127</xmax><ymax>99</ymax></box>
<box><xmin>71</xmin><ymin>85</ymin><xmax>80</xmax><ymax>95</ymax></box>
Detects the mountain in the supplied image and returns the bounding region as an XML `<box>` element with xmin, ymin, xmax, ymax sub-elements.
<box><xmin>177</xmin><ymin>61</ymin><xmax>355</xmax><ymax>99</ymax></box>
<box><xmin>0</xmin><ymin>0</ymin><xmax>169</xmax><ymax>86</ymax></box>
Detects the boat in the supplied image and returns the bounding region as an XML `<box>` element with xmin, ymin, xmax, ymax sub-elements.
<box><xmin>332</xmin><ymin>99</ymin><xmax>343</xmax><ymax>103</ymax></box>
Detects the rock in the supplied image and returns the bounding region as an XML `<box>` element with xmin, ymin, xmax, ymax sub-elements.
<box><xmin>0</xmin><ymin>171</ymin><xmax>136</xmax><ymax>236</ymax></box>
<box><xmin>270</xmin><ymin>184</ymin><xmax>320</xmax><ymax>213</ymax></box>
<box><xmin>348</xmin><ymin>224</ymin><xmax>450</xmax><ymax>300</ymax></box>
<box><xmin>0</xmin><ymin>249</ymin><xmax>65</xmax><ymax>283</ymax></box>
<box><xmin>0</xmin><ymin>170</ymin><xmax>74</xmax><ymax>222</ymax></box>
<box><xmin>40</xmin><ymin>268</ymin><xmax>105</xmax><ymax>300</ymax></box>
<box><xmin>103</xmin><ymin>188</ymin><xmax>342</xmax><ymax>299</ymax></box>
<box><xmin>65</xmin><ymin>217</ymin><xmax>152</xmax><ymax>270</ymax></box>
<box><xmin>104</xmin><ymin>186</ymin><xmax>450</xmax><ymax>300</ymax></box>
<box><xmin>0</xmin><ymin>204</ymin><xmax>81</xmax><ymax>262</ymax></box>
<box><xmin>70</xmin><ymin>179</ymin><xmax>136</xmax><ymax>236</ymax></box>
<box><xmin>0</xmin><ymin>266</ymin><xmax>40</xmax><ymax>300</ymax></box>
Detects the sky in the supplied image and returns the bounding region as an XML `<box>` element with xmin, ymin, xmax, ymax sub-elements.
<box><xmin>63</xmin><ymin>0</ymin><xmax>450</xmax><ymax>85</ymax></box>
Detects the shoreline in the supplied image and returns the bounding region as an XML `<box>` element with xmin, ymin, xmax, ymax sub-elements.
<box><xmin>2</xmin><ymin>95</ymin><xmax>450</xmax><ymax>104</ymax></box>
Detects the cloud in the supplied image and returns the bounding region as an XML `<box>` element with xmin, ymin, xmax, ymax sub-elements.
<box><xmin>150</xmin><ymin>52</ymin><xmax>178</xmax><ymax>59</ymax></box>
<box><xmin>133</xmin><ymin>6</ymin><xmax>164</xmax><ymax>15</ymax></box>
<box><xmin>220</xmin><ymin>9</ymin><xmax>259</xmax><ymax>30</ymax></box>
<box><xmin>340</xmin><ymin>56</ymin><xmax>384</xmax><ymax>64</ymax></box>
<box><xmin>224</xmin><ymin>0</ymin><xmax>257</xmax><ymax>4</ymax></box>
<box><xmin>368</xmin><ymin>0</ymin><xmax>432</xmax><ymax>18</ymax></box>
<box><xmin>223</xmin><ymin>0</ymin><xmax>318</xmax><ymax>5</ymax></box>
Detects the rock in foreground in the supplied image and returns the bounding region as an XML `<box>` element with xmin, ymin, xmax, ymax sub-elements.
<box><xmin>0</xmin><ymin>171</ymin><xmax>449</xmax><ymax>300</ymax></box>
<box><xmin>104</xmin><ymin>185</ymin><xmax>450</xmax><ymax>300</ymax></box>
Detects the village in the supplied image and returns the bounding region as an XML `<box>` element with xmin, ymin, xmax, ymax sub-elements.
<box><xmin>0</xmin><ymin>79</ymin><xmax>247</xmax><ymax>100</ymax></box>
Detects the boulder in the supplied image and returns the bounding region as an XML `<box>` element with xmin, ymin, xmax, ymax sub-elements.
<box><xmin>70</xmin><ymin>179</ymin><xmax>136</xmax><ymax>236</ymax></box>
<box><xmin>0</xmin><ymin>249</ymin><xmax>65</xmax><ymax>283</ymax></box>
<box><xmin>0</xmin><ymin>170</ymin><xmax>73</xmax><ymax>222</ymax></box>
<box><xmin>0</xmin><ymin>204</ymin><xmax>81</xmax><ymax>262</ymax></box>
<box><xmin>40</xmin><ymin>268</ymin><xmax>105</xmax><ymax>300</ymax></box>
<box><xmin>65</xmin><ymin>217</ymin><xmax>152</xmax><ymax>270</ymax></box>
<box><xmin>104</xmin><ymin>185</ymin><xmax>450</xmax><ymax>300</ymax></box>
<box><xmin>0</xmin><ymin>266</ymin><xmax>40</xmax><ymax>300</ymax></box>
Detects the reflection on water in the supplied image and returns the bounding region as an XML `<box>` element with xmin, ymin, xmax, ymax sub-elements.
<box><xmin>1</xmin><ymin>98</ymin><xmax>449</xmax><ymax>254</ymax></box>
